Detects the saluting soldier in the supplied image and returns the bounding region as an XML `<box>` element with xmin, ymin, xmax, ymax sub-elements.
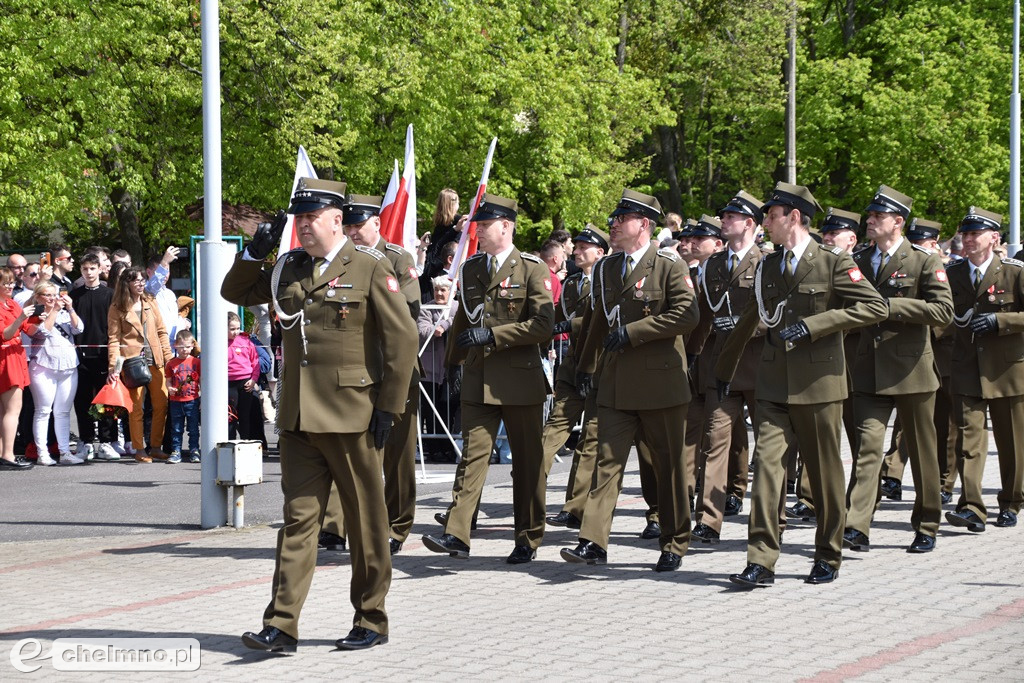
<box><xmin>691</xmin><ymin>191</ymin><xmax>766</xmax><ymax>543</ymax></box>
<box><xmin>843</xmin><ymin>186</ymin><xmax>953</xmax><ymax>554</ymax></box>
<box><xmin>561</xmin><ymin>189</ymin><xmax>700</xmax><ymax>572</ymax></box>
<box><xmin>544</xmin><ymin>226</ymin><xmax>608</xmax><ymax>530</ymax></box>
<box><xmin>421</xmin><ymin>193</ymin><xmax>555</xmax><ymax>563</ymax></box>
<box><xmin>945</xmin><ymin>208</ymin><xmax>1024</xmax><ymax>532</ymax></box>
<box><xmin>715</xmin><ymin>182</ymin><xmax>887</xmax><ymax>588</ymax></box>
<box><xmin>318</xmin><ymin>194</ymin><xmax>422</xmax><ymax>555</ymax></box>
<box><xmin>226</xmin><ymin>178</ymin><xmax>417</xmax><ymax>653</ymax></box>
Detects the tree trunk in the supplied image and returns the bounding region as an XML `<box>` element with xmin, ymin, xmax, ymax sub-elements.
<box><xmin>616</xmin><ymin>10</ymin><xmax>628</xmax><ymax>73</ymax></box>
<box><xmin>658</xmin><ymin>125</ymin><xmax>683</xmax><ymax>214</ymax></box>
<box><xmin>109</xmin><ymin>186</ymin><xmax>144</xmax><ymax>264</ymax></box>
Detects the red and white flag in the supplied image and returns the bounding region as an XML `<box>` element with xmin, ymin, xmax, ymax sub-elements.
<box><xmin>448</xmin><ymin>136</ymin><xmax>498</xmax><ymax>278</ymax></box>
<box><xmin>379</xmin><ymin>124</ymin><xmax>417</xmax><ymax>254</ymax></box>
<box><xmin>278</xmin><ymin>146</ymin><xmax>318</xmax><ymax>254</ymax></box>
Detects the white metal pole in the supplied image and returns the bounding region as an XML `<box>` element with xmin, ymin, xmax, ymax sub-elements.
<box><xmin>200</xmin><ymin>0</ymin><xmax>229</xmax><ymax>528</ymax></box>
<box><xmin>1011</xmin><ymin>0</ymin><xmax>1021</xmax><ymax>254</ymax></box>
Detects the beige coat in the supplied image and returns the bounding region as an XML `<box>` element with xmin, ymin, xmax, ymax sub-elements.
<box><xmin>107</xmin><ymin>297</ymin><xmax>173</xmax><ymax>373</ymax></box>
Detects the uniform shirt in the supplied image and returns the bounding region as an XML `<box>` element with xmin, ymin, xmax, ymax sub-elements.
<box><xmin>968</xmin><ymin>254</ymin><xmax>994</xmax><ymax>286</ymax></box>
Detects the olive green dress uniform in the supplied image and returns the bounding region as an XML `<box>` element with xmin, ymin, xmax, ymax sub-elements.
<box><xmin>322</xmin><ymin>234</ymin><xmax>422</xmax><ymax>545</ymax></box>
<box><xmin>441</xmin><ymin>249</ymin><xmax>555</xmax><ymax>549</ymax></box>
<box><xmin>947</xmin><ymin>245</ymin><xmax>1024</xmax><ymax>522</ymax></box>
<box><xmin>576</xmin><ymin>245</ymin><xmax>700</xmax><ymax>555</ymax></box>
<box><xmin>845</xmin><ymin>237</ymin><xmax>953</xmax><ymax>541</ymax></box>
<box><xmin>716</xmin><ymin>207</ymin><xmax>887</xmax><ymax>573</ymax></box>
<box><xmin>695</xmin><ymin>243</ymin><xmax>765</xmax><ymax>534</ymax></box>
<box><xmin>222</xmin><ymin>238</ymin><xmax>417</xmax><ymax>639</ymax></box>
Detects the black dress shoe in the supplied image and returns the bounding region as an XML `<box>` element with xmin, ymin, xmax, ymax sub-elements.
<box><xmin>389</xmin><ymin>538</ymin><xmax>403</xmax><ymax>555</ymax></box>
<box><xmin>560</xmin><ymin>540</ymin><xmax>607</xmax><ymax>565</ymax></box>
<box><xmin>318</xmin><ymin>531</ymin><xmax>347</xmax><ymax>551</ymax></box>
<box><xmin>654</xmin><ymin>551</ymin><xmax>682</xmax><ymax>572</ymax></box>
<box><xmin>880</xmin><ymin>476</ymin><xmax>903</xmax><ymax>501</ymax></box>
<box><xmin>640</xmin><ymin>521</ymin><xmax>661</xmax><ymax>540</ymax></box>
<box><xmin>0</xmin><ymin>457</ymin><xmax>33</xmax><ymax>470</ymax></box>
<box><xmin>241</xmin><ymin>626</ymin><xmax>297</xmax><ymax>654</ymax></box>
<box><xmin>842</xmin><ymin>528</ymin><xmax>870</xmax><ymax>552</ymax></box>
<box><xmin>996</xmin><ymin>509</ymin><xmax>1018</xmax><ymax>528</ymax></box>
<box><xmin>422</xmin><ymin>533</ymin><xmax>470</xmax><ymax>558</ymax></box>
<box><xmin>434</xmin><ymin>511</ymin><xmax>477</xmax><ymax>530</ymax></box>
<box><xmin>506</xmin><ymin>545</ymin><xmax>536</xmax><ymax>564</ymax></box>
<box><xmin>786</xmin><ymin>501</ymin><xmax>815</xmax><ymax>521</ymax></box>
<box><xmin>545</xmin><ymin>510</ymin><xmax>582</xmax><ymax>529</ymax></box>
<box><xmin>335</xmin><ymin>626</ymin><xmax>388</xmax><ymax>651</ymax></box>
<box><xmin>946</xmin><ymin>509</ymin><xmax>986</xmax><ymax>532</ymax></box>
<box><xmin>907</xmin><ymin>532</ymin><xmax>935</xmax><ymax>553</ymax></box>
<box><xmin>940</xmin><ymin>490</ymin><xmax>953</xmax><ymax>505</ymax></box>
<box><xmin>729</xmin><ymin>563</ymin><xmax>774</xmax><ymax>588</ymax></box>
<box><xmin>692</xmin><ymin>523</ymin><xmax>721</xmax><ymax>544</ymax></box>
<box><xmin>805</xmin><ymin>560</ymin><xmax>839</xmax><ymax>584</ymax></box>
<box><xmin>724</xmin><ymin>494</ymin><xmax>743</xmax><ymax>517</ymax></box>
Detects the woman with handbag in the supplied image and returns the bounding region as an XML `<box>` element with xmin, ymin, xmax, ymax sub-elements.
<box><xmin>25</xmin><ymin>281</ymin><xmax>85</xmax><ymax>466</ymax></box>
<box><xmin>106</xmin><ymin>267</ymin><xmax>173</xmax><ymax>463</ymax></box>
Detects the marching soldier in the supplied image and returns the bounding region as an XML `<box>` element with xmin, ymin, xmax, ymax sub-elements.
<box><xmin>227</xmin><ymin>178</ymin><xmax>417</xmax><ymax>652</ymax></box>
<box><xmin>561</xmin><ymin>189</ymin><xmax>699</xmax><ymax>572</ymax></box>
<box><xmin>422</xmin><ymin>193</ymin><xmax>555</xmax><ymax>562</ymax></box>
<box><xmin>319</xmin><ymin>194</ymin><xmax>422</xmax><ymax>555</ymax></box>
<box><xmin>843</xmin><ymin>186</ymin><xmax>953</xmax><ymax>554</ymax></box>
<box><xmin>691</xmin><ymin>191</ymin><xmax>766</xmax><ymax>543</ymax></box>
<box><xmin>945</xmin><ymin>208</ymin><xmax>1024</xmax><ymax>532</ymax></box>
<box><xmin>544</xmin><ymin>226</ymin><xmax>608</xmax><ymax>530</ymax></box>
<box><xmin>716</xmin><ymin>182</ymin><xmax>887</xmax><ymax>588</ymax></box>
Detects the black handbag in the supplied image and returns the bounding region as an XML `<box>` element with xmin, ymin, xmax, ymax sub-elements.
<box><xmin>122</xmin><ymin>356</ymin><xmax>152</xmax><ymax>389</ymax></box>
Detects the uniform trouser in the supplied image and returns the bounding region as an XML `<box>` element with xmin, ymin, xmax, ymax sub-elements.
<box><xmin>634</xmin><ymin>438</ymin><xmax>660</xmax><ymax>525</ymax></box>
<box><xmin>579</xmin><ymin>404</ymin><xmax>690</xmax><ymax>555</ymax></box>
<box><xmin>699</xmin><ymin>389</ymin><xmax>755</xmax><ymax>533</ymax></box>
<box><xmin>726</xmin><ymin>397</ymin><xmax>752</xmax><ymax>500</ymax></box>
<box><xmin>684</xmin><ymin>394</ymin><xmax>706</xmax><ymax>500</ymax></box>
<box><xmin>444</xmin><ymin>401</ymin><xmax>545</xmax><ymax>549</ymax></box>
<box><xmin>265</xmin><ymin>430</ymin><xmax>391</xmax><ymax>639</ymax></box>
<box><xmin>846</xmin><ymin>391</ymin><xmax>941</xmax><ymax>538</ymax></box>
<box><xmin>882</xmin><ymin>376</ymin><xmax>957</xmax><ymax>493</ymax></box>
<box><xmin>748</xmin><ymin>400</ymin><xmax>845</xmax><ymax>572</ymax></box>
<box><xmin>541</xmin><ymin>380</ymin><xmax>585</xmax><ymax>477</ymax></box>
<box><xmin>562</xmin><ymin>392</ymin><xmax>599</xmax><ymax>518</ymax></box>
<box><xmin>324</xmin><ymin>383</ymin><xmax>418</xmax><ymax>542</ymax></box>
<box><xmin>954</xmin><ymin>394</ymin><xmax>1024</xmax><ymax>519</ymax></box>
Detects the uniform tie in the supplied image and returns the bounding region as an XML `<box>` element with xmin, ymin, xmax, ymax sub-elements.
<box><xmin>973</xmin><ymin>267</ymin><xmax>983</xmax><ymax>290</ymax></box>
<box><xmin>488</xmin><ymin>256</ymin><xmax>497</xmax><ymax>281</ymax></box>
<box><xmin>875</xmin><ymin>251</ymin><xmax>889</xmax><ymax>281</ymax></box>
<box><xmin>624</xmin><ymin>256</ymin><xmax>634</xmax><ymax>280</ymax></box>
<box><xmin>312</xmin><ymin>257</ymin><xmax>326</xmax><ymax>277</ymax></box>
<box><xmin>728</xmin><ymin>254</ymin><xmax>738</xmax><ymax>274</ymax></box>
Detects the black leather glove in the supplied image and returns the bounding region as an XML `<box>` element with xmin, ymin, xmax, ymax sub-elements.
<box><xmin>247</xmin><ymin>210</ymin><xmax>288</xmax><ymax>260</ymax></box>
<box><xmin>369</xmin><ymin>408</ymin><xmax>394</xmax><ymax>449</ymax></box>
<box><xmin>576</xmin><ymin>372</ymin><xmax>593</xmax><ymax>399</ymax></box>
<box><xmin>446</xmin><ymin>365</ymin><xmax>462</xmax><ymax>397</ymax></box>
<box><xmin>778</xmin><ymin>321</ymin><xmax>810</xmax><ymax>344</ymax></box>
<box><xmin>603</xmin><ymin>327</ymin><xmax>630</xmax><ymax>352</ymax></box>
<box><xmin>716</xmin><ymin>379</ymin><xmax>731</xmax><ymax>403</ymax></box>
<box><xmin>970</xmin><ymin>313</ymin><xmax>998</xmax><ymax>335</ymax></box>
<box><xmin>456</xmin><ymin>327</ymin><xmax>494</xmax><ymax>348</ymax></box>
<box><xmin>712</xmin><ymin>315</ymin><xmax>740</xmax><ymax>333</ymax></box>
<box><xmin>552</xmin><ymin>319</ymin><xmax>573</xmax><ymax>336</ymax></box>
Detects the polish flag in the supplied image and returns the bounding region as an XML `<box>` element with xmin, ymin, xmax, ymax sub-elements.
<box><xmin>379</xmin><ymin>124</ymin><xmax>417</xmax><ymax>254</ymax></box>
<box><xmin>448</xmin><ymin>136</ymin><xmax>498</xmax><ymax>278</ymax></box>
<box><xmin>278</xmin><ymin>146</ymin><xmax>318</xmax><ymax>254</ymax></box>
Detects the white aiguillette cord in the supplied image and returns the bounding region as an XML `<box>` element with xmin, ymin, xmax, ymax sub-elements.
<box><xmin>755</xmin><ymin>259</ymin><xmax>785</xmax><ymax>328</ymax></box>
<box><xmin>700</xmin><ymin>258</ymin><xmax>732</xmax><ymax>317</ymax></box>
<box><xmin>596</xmin><ymin>257</ymin><xmax>620</xmax><ymax>328</ymax></box>
<box><xmin>270</xmin><ymin>253</ymin><xmax>309</xmax><ymax>356</ymax></box>
<box><xmin>456</xmin><ymin>260</ymin><xmax>486</xmax><ymax>328</ymax></box>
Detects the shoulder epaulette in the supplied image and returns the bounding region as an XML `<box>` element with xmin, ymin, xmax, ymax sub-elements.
<box><xmin>947</xmin><ymin>256</ymin><xmax>966</xmax><ymax>267</ymax></box>
<box><xmin>911</xmin><ymin>244</ymin><xmax>932</xmax><ymax>254</ymax></box>
<box><xmin>355</xmin><ymin>245</ymin><xmax>385</xmax><ymax>260</ymax></box>
<box><xmin>564</xmin><ymin>271</ymin><xmax>583</xmax><ymax>283</ymax></box>
<box><xmin>657</xmin><ymin>247</ymin><xmax>680</xmax><ymax>262</ymax></box>
<box><xmin>1003</xmin><ymin>257</ymin><xmax>1024</xmax><ymax>267</ymax></box>
<box><xmin>384</xmin><ymin>243</ymin><xmax>404</xmax><ymax>254</ymax></box>
<box><xmin>282</xmin><ymin>248</ymin><xmax>307</xmax><ymax>263</ymax></box>
<box><xmin>853</xmin><ymin>244</ymin><xmax>873</xmax><ymax>255</ymax></box>
<box><xmin>466</xmin><ymin>252</ymin><xmax>486</xmax><ymax>261</ymax></box>
<box><xmin>821</xmin><ymin>244</ymin><xmax>843</xmax><ymax>256</ymax></box>
<box><xmin>521</xmin><ymin>252</ymin><xmax>541</xmax><ymax>263</ymax></box>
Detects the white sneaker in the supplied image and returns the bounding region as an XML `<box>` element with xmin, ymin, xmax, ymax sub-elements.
<box><xmin>59</xmin><ymin>452</ymin><xmax>85</xmax><ymax>466</ymax></box>
<box><xmin>76</xmin><ymin>441</ymin><xmax>95</xmax><ymax>460</ymax></box>
<box><xmin>37</xmin><ymin>454</ymin><xmax>57</xmax><ymax>466</ymax></box>
<box><xmin>96</xmin><ymin>443</ymin><xmax>121</xmax><ymax>461</ymax></box>
<box><xmin>111</xmin><ymin>441</ymin><xmax>127</xmax><ymax>456</ymax></box>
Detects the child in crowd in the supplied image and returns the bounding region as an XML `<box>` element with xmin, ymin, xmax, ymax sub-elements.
<box><xmin>227</xmin><ymin>311</ymin><xmax>260</xmax><ymax>441</ymax></box>
<box><xmin>165</xmin><ymin>329</ymin><xmax>201</xmax><ymax>463</ymax></box>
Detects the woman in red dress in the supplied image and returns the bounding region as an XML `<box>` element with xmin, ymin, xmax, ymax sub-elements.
<box><xmin>0</xmin><ymin>266</ymin><xmax>34</xmax><ymax>469</ymax></box>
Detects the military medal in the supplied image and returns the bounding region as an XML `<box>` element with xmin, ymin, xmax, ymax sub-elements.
<box><xmin>327</xmin><ymin>289</ymin><xmax>336</xmax><ymax>297</ymax></box>
<box><xmin>339</xmin><ymin>305</ymin><xmax>349</xmax><ymax>320</ymax></box>
<box><xmin>327</xmin><ymin>276</ymin><xmax>340</xmax><ymax>298</ymax></box>
<box><xmin>635</xmin><ymin>289</ymin><xmax>644</xmax><ymax>299</ymax></box>
<box><xmin>888</xmin><ymin>278</ymin><xmax>896</xmax><ymax>287</ymax></box>
<box><xmin>500</xmin><ymin>289</ymin><xmax>508</xmax><ymax>297</ymax></box>
<box><xmin>642</xmin><ymin>296</ymin><xmax>651</xmax><ymax>316</ymax></box>
<box><xmin>989</xmin><ymin>295</ymin><xmax>996</xmax><ymax>302</ymax></box>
